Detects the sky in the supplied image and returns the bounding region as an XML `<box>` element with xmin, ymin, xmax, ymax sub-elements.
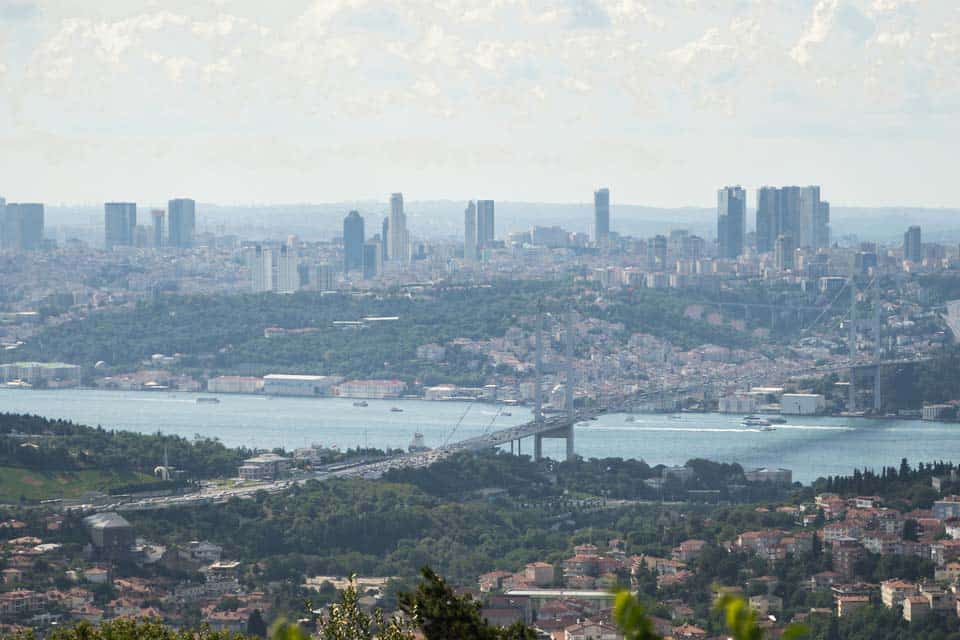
<box><xmin>0</xmin><ymin>0</ymin><xmax>957</xmax><ymax>207</ymax></box>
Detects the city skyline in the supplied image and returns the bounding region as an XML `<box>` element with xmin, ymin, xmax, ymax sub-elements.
<box><xmin>0</xmin><ymin>1</ymin><xmax>956</xmax><ymax>207</ymax></box>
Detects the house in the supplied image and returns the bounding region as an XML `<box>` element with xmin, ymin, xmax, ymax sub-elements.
<box><xmin>82</xmin><ymin>512</ymin><xmax>134</xmax><ymax>559</ymax></box>
<box><xmin>564</xmin><ymin>620</ymin><xmax>623</xmax><ymax>640</ymax></box>
<box><xmin>749</xmin><ymin>594</ymin><xmax>782</xmax><ymax>615</ymax></box>
<box><xmin>835</xmin><ymin>595</ymin><xmax>869</xmax><ymax>618</ymax></box>
<box><xmin>881</xmin><ymin>580</ymin><xmax>918</xmax><ymax>609</ymax></box>
<box><xmin>672</xmin><ymin>540</ymin><xmax>707</xmax><ymax>563</ymax></box>
<box><xmin>525</xmin><ymin>562</ymin><xmax>554</xmax><ymax>587</ymax></box>
<box><xmin>0</xmin><ymin>590</ymin><xmax>46</xmax><ymax>617</ymax></box>
<box><xmin>903</xmin><ymin>595</ymin><xmax>930</xmax><ymax>622</ymax></box>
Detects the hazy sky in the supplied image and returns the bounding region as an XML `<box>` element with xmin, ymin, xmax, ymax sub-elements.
<box><xmin>0</xmin><ymin>0</ymin><xmax>957</xmax><ymax>207</ymax></box>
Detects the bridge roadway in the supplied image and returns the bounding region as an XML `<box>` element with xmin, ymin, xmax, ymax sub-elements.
<box><xmin>79</xmin><ymin>354</ymin><xmax>932</xmax><ymax>514</ymax></box>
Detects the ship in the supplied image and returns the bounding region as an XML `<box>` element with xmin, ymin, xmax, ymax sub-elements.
<box><xmin>196</xmin><ymin>397</ymin><xmax>220</xmax><ymax>404</ymax></box>
<box><xmin>408</xmin><ymin>432</ymin><xmax>429</xmax><ymax>452</ymax></box>
<box><xmin>390</xmin><ymin>407</ymin><xmax>404</xmax><ymax>413</ymax></box>
<box><xmin>353</xmin><ymin>400</ymin><xmax>368</xmax><ymax>407</ymax></box>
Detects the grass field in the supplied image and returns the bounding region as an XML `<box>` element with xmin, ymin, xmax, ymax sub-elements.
<box><xmin>0</xmin><ymin>466</ymin><xmax>153</xmax><ymax>503</ymax></box>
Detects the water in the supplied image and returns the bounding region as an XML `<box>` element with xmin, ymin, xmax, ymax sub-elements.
<box><xmin>3</xmin><ymin>388</ymin><xmax>957</xmax><ymax>483</ymax></box>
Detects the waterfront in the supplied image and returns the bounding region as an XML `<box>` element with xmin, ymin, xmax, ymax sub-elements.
<box><xmin>3</xmin><ymin>388</ymin><xmax>957</xmax><ymax>483</ymax></box>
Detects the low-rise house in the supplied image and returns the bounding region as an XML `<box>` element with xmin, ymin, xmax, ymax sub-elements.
<box><xmin>0</xmin><ymin>590</ymin><xmax>46</xmax><ymax>617</ymax></box>
<box><xmin>749</xmin><ymin>594</ymin><xmax>782</xmax><ymax>615</ymax></box>
<box><xmin>835</xmin><ymin>594</ymin><xmax>869</xmax><ymax>618</ymax></box>
<box><xmin>903</xmin><ymin>595</ymin><xmax>930</xmax><ymax>622</ymax></box>
<box><xmin>564</xmin><ymin>620</ymin><xmax>622</xmax><ymax>640</ymax></box>
<box><xmin>881</xmin><ymin>579</ymin><xmax>918</xmax><ymax>609</ymax></box>
<box><xmin>672</xmin><ymin>540</ymin><xmax>707</xmax><ymax>563</ymax></box>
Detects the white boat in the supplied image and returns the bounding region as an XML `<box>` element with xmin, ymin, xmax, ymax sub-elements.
<box><xmin>758</xmin><ymin>425</ymin><xmax>777</xmax><ymax>432</ymax></box>
<box><xmin>742</xmin><ymin>417</ymin><xmax>772</xmax><ymax>428</ymax></box>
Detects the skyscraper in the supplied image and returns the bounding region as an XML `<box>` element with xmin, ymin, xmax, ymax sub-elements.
<box><xmin>594</xmin><ymin>188</ymin><xmax>610</xmax><ymax>246</ymax></box>
<box><xmin>464</xmin><ymin>201</ymin><xmax>477</xmax><ymax>261</ymax></box>
<box><xmin>755</xmin><ymin>187</ymin><xmax>780</xmax><ymax>254</ymax></box>
<box><xmin>2</xmin><ymin>203</ymin><xmax>44</xmax><ymax>252</ymax></box>
<box><xmin>151</xmin><ymin>209</ymin><xmax>165</xmax><ymax>248</ymax></box>
<box><xmin>476</xmin><ymin>200</ymin><xmax>495</xmax><ymax>252</ymax></box>
<box><xmin>343</xmin><ymin>210</ymin><xmax>365</xmax><ymax>272</ymax></box>
<box><xmin>104</xmin><ymin>202</ymin><xmax>137</xmax><ymax>249</ymax></box>
<box><xmin>755</xmin><ymin>186</ymin><xmax>829</xmax><ymax>252</ymax></box>
<box><xmin>775</xmin><ymin>234</ymin><xmax>795</xmax><ymax>271</ymax></box>
<box><xmin>276</xmin><ymin>245</ymin><xmax>298</xmax><ymax>293</ymax></box>
<box><xmin>717</xmin><ymin>186</ymin><xmax>746</xmax><ymax>259</ymax></box>
<box><xmin>167</xmin><ymin>198</ymin><xmax>196</xmax><ymax>248</ymax></box>
<box><xmin>388</xmin><ymin>193</ymin><xmax>409</xmax><ymax>265</ymax></box>
<box><xmin>362</xmin><ymin>242</ymin><xmax>381</xmax><ymax>279</ymax></box>
<box><xmin>904</xmin><ymin>226</ymin><xmax>922</xmax><ymax>263</ymax></box>
<box><xmin>648</xmin><ymin>235</ymin><xmax>667</xmax><ymax>269</ymax></box>
<box><xmin>381</xmin><ymin>217</ymin><xmax>389</xmax><ymax>262</ymax></box>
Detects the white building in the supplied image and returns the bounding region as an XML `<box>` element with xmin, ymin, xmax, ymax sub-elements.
<box><xmin>719</xmin><ymin>392</ymin><xmax>759</xmax><ymax>414</ymax></box>
<box><xmin>238</xmin><ymin>453</ymin><xmax>291</xmax><ymax>481</ymax></box>
<box><xmin>207</xmin><ymin>376</ymin><xmax>263</xmax><ymax>394</ymax></box>
<box><xmin>335</xmin><ymin>379</ymin><xmax>406</xmax><ymax>399</ymax></box>
<box><xmin>263</xmin><ymin>374</ymin><xmax>340</xmax><ymax>397</ymax></box>
<box><xmin>781</xmin><ymin>393</ymin><xmax>825</xmax><ymax>415</ymax></box>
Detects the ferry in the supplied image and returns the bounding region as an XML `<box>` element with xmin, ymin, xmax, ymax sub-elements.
<box><xmin>742</xmin><ymin>416</ymin><xmax>772</xmax><ymax>428</ymax></box>
<box><xmin>196</xmin><ymin>397</ymin><xmax>220</xmax><ymax>404</ymax></box>
<box><xmin>353</xmin><ymin>401</ymin><xmax>368</xmax><ymax>407</ymax></box>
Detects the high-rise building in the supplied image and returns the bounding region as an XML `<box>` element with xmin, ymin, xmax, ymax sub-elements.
<box><xmin>717</xmin><ymin>186</ymin><xmax>746</xmax><ymax>259</ymax></box>
<box><xmin>904</xmin><ymin>226</ymin><xmax>922</xmax><ymax>263</ymax></box>
<box><xmin>594</xmin><ymin>188</ymin><xmax>610</xmax><ymax>247</ymax></box>
<box><xmin>362</xmin><ymin>242</ymin><xmax>381</xmax><ymax>279</ymax></box>
<box><xmin>755</xmin><ymin>187</ymin><xmax>780</xmax><ymax>254</ymax></box>
<box><xmin>276</xmin><ymin>245</ymin><xmax>298</xmax><ymax>293</ymax></box>
<box><xmin>2</xmin><ymin>203</ymin><xmax>44</xmax><ymax>251</ymax></box>
<box><xmin>250</xmin><ymin>245</ymin><xmax>272</xmax><ymax>293</ymax></box>
<box><xmin>774</xmin><ymin>234</ymin><xmax>795</xmax><ymax>271</ymax></box>
<box><xmin>343</xmin><ymin>210</ymin><xmax>365</xmax><ymax>272</ymax></box>
<box><xmin>388</xmin><ymin>193</ymin><xmax>409</xmax><ymax>264</ymax></box>
<box><xmin>381</xmin><ymin>217</ymin><xmax>389</xmax><ymax>262</ymax></box>
<box><xmin>167</xmin><ymin>198</ymin><xmax>196</xmax><ymax>248</ymax></box>
<box><xmin>758</xmin><ymin>186</ymin><xmax>829</xmax><ymax>251</ymax></box>
<box><xmin>151</xmin><ymin>209</ymin><xmax>165</xmax><ymax>248</ymax></box>
<box><xmin>648</xmin><ymin>234</ymin><xmax>667</xmax><ymax>269</ymax></box>
<box><xmin>104</xmin><ymin>202</ymin><xmax>137</xmax><ymax>249</ymax></box>
<box><xmin>476</xmin><ymin>200</ymin><xmax>495</xmax><ymax>252</ymax></box>
<box><xmin>464</xmin><ymin>201</ymin><xmax>477</xmax><ymax>261</ymax></box>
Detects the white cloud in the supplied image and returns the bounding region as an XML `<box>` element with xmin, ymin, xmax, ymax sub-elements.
<box><xmin>791</xmin><ymin>0</ymin><xmax>840</xmax><ymax>66</ymax></box>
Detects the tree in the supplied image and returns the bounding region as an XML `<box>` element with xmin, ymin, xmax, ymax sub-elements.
<box><xmin>399</xmin><ymin>567</ymin><xmax>536</xmax><ymax>640</ymax></box>
<box><xmin>247</xmin><ymin>609</ymin><xmax>268</xmax><ymax>638</ymax></box>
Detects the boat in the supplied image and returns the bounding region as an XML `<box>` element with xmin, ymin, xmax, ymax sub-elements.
<box><xmin>625</xmin><ymin>416</ymin><xmax>636</xmax><ymax>423</ymax></box>
<box><xmin>408</xmin><ymin>432</ymin><xmax>429</xmax><ymax>453</ymax></box>
<box><xmin>390</xmin><ymin>407</ymin><xmax>403</xmax><ymax>413</ymax></box>
<box><xmin>758</xmin><ymin>425</ymin><xmax>777</xmax><ymax>432</ymax></box>
<box><xmin>668</xmin><ymin>414</ymin><xmax>682</xmax><ymax>420</ymax></box>
<box><xmin>501</xmin><ymin>411</ymin><xmax>512</xmax><ymax>417</ymax></box>
<box><xmin>767</xmin><ymin>416</ymin><xmax>787</xmax><ymax>424</ymax></box>
<box><xmin>742</xmin><ymin>417</ymin><xmax>772</xmax><ymax>428</ymax></box>
<box><xmin>353</xmin><ymin>401</ymin><xmax>368</xmax><ymax>407</ymax></box>
<box><xmin>196</xmin><ymin>397</ymin><xmax>220</xmax><ymax>404</ymax></box>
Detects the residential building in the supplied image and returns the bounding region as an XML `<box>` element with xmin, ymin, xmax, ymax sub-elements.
<box><xmin>343</xmin><ymin>210</ymin><xmax>365</xmax><ymax>272</ymax></box>
<box><xmin>836</xmin><ymin>594</ymin><xmax>869</xmax><ymax>618</ymax></box>
<box><xmin>565</xmin><ymin>620</ymin><xmax>622</xmax><ymax>640</ymax></box>
<box><xmin>717</xmin><ymin>186</ymin><xmax>746</xmax><ymax>259</ymax></box>
<box><xmin>104</xmin><ymin>202</ymin><xmax>137</xmax><ymax>249</ymax></box>
<box><xmin>167</xmin><ymin>198</ymin><xmax>196</xmax><ymax>248</ymax></box>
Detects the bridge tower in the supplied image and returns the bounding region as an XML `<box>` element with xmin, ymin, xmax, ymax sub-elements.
<box><xmin>847</xmin><ymin>269</ymin><xmax>858</xmax><ymax>413</ymax></box>
<box><xmin>872</xmin><ymin>275</ymin><xmax>883</xmax><ymax>412</ymax></box>
<box><xmin>533</xmin><ymin>310</ymin><xmax>577</xmax><ymax>462</ymax></box>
